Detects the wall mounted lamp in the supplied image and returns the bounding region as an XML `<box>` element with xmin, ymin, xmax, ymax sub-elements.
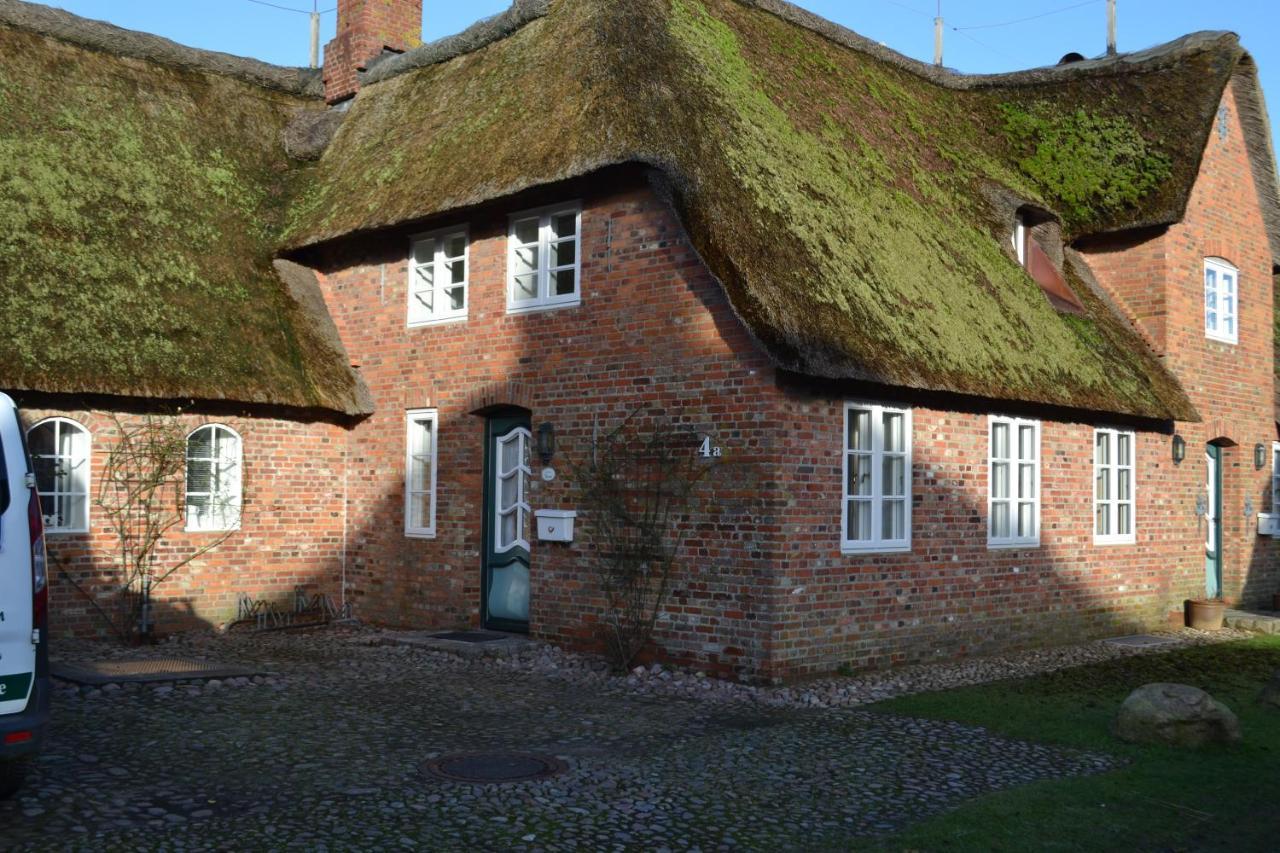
<box><xmin>1171</xmin><ymin>434</ymin><xmax>1186</xmax><ymax>465</ymax></box>
<box><xmin>1256</xmin><ymin>443</ymin><xmax>1267</xmax><ymax>470</ymax></box>
<box><xmin>536</xmin><ymin>422</ymin><xmax>556</xmax><ymax>465</ymax></box>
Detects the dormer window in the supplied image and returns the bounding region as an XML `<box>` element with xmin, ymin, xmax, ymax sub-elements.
<box><xmin>1204</xmin><ymin>257</ymin><xmax>1238</xmax><ymax>344</ymax></box>
<box><xmin>1012</xmin><ymin>210</ymin><xmax>1084</xmax><ymax>315</ymax></box>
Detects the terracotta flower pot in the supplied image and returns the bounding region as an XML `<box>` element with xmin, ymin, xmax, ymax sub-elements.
<box><xmin>1185</xmin><ymin>599</ymin><xmax>1226</xmax><ymax>631</ymax></box>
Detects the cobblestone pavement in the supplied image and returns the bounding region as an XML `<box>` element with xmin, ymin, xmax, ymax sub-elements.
<box><xmin>3</xmin><ymin>628</ymin><xmax>1126</xmax><ymax>851</ymax></box>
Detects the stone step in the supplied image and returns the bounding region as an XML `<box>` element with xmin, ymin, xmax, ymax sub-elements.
<box><xmin>1224</xmin><ymin>610</ymin><xmax>1280</xmax><ymax>634</ymax></box>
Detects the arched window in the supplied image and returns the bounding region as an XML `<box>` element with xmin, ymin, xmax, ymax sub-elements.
<box><xmin>185</xmin><ymin>425</ymin><xmax>242</xmax><ymax>532</ymax></box>
<box><xmin>27</xmin><ymin>418</ymin><xmax>91</xmax><ymax>533</ymax></box>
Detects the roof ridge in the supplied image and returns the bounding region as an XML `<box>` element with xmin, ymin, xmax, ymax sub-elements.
<box><xmin>0</xmin><ymin>0</ymin><xmax>322</xmax><ymax>97</ymax></box>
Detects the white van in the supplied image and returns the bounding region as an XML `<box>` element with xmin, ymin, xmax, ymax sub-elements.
<box><xmin>0</xmin><ymin>393</ymin><xmax>49</xmax><ymax>798</ymax></box>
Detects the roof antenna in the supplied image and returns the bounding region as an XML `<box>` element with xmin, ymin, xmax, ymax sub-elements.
<box><xmin>933</xmin><ymin>1</ymin><xmax>944</xmax><ymax>67</ymax></box>
<box><xmin>309</xmin><ymin>1</ymin><xmax>321</xmax><ymax>68</ymax></box>
<box><xmin>1106</xmin><ymin>0</ymin><xmax>1117</xmax><ymax>56</ymax></box>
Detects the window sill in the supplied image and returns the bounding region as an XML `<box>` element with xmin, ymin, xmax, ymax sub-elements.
<box><xmin>45</xmin><ymin>528</ymin><xmax>89</xmax><ymax>536</ymax></box>
<box><xmin>1094</xmin><ymin>535</ymin><xmax>1137</xmax><ymax>546</ymax></box>
<box><xmin>185</xmin><ymin>527</ymin><xmax>240</xmax><ymax>534</ymax></box>
<box><xmin>1205</xmin><ymin>333</ymin><xmax>1238</xmax><ymax>346</ymax></box>
<box><xmin>841</xmin><ymin>543</ymin><xmax>912</xmax><ymax>556</ymax></box>
<box><xmin>407</xmin><ymin>315</ymin><xmax>467</xmax><ymax>329</ymax></box>
<box><xmin>988</xmin><ymin>539</ymin><xmax>1040</xmax><ymax>551</ymax></box>
<box><xmin>506</xmin><ymin>298</ymin><xmax>581</xmax><ymax>316</ymax></box>
<box><xmin>405</xmin><ymin>530</ymin><xmax>437</xmax><ymax>540</ymax></box>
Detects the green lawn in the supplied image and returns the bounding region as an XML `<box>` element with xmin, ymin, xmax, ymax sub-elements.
<box><xmin>864</xmin><ymin>636</ymin><xmax>1280</xmax><ymax>852</ymax></box>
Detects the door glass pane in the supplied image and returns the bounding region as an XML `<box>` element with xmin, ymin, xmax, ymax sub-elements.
<box><xmin>500</xmin><ymin>435</ymin><xmax>520</xmax><ymax>473</ymax></box>
<box><xmin>499</xmin><ymin>473</ymin><xmax>518</xmax><ymax>511</ymax></box>
<box><xmin>992</xmin><ymin>502</ymin><xmax>1010</xmax><ymax>539</ymax></box>
<box><xmin>848</xmin><ymin>410</ymin><xmax>871</xmax><ymax>452</ymax></box>
<box><xmin>499</xmin><ymin>508</ymin><xmax>518</xmax><ymax>547</ymax></box>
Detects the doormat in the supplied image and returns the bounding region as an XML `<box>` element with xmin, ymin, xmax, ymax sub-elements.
<box><xmin>1102</xmin><ymin>634</ymin><xmax>1178</xmax><ymax>649</ymax></box>
<box><xmin>429</xmin><ymin>631</ymin><xmax>511</xmax><ymax>644</ymax></box>
<box><xmin>420</xmin><ymin>752</ymin><xmax>567</xmax><ymax>784</ymax></box>
<box><xmin>52</xmin><ymin>658</ymin><xmax>263</xmax><ymax>686</ymax></box>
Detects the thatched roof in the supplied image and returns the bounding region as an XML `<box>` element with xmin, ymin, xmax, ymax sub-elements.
<box><xmin>0</xmin><ymin>0</ymin><xmax>371</xmax><ymax>416</ymax></box>
<box><xmin>8</xmin><ymin>0</ymin><xmax>1280</xmax><ymax>422</ymax></box>
<box><xmin>275</xmin><ymin>0</ymin><xmax>1280</xmax><ymax>422</ymax></box>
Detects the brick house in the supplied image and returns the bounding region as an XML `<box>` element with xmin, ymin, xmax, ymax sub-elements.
<box><xmin>2</xmin><ymin>0</ymin><xmax>1278</xmax><ymax>681</ymax></box>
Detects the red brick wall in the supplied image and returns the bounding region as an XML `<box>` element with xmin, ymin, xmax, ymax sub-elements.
<box><xmin>323</xmin><ymin>0</ymin><xmax>422</xmax><ymax>103</ymax></box>
<box><xmin>20</xmin><ymin>407</ymin><xmax>349</xmax><ymax>639</ymax></box>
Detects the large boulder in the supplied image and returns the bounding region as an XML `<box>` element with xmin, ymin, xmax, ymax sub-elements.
<box><xmin>1115</xmin><ymin>683</ymin><xmax>1241</xmax><ymax>747</ymax></box>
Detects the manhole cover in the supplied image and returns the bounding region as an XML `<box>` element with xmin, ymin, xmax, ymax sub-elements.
<box><xmin>420</xmin><ymin>752</ymin><xmax>566</xmax><ymax>784</ymax></box>
<box><xmin>429</xmin><ymin>631</ymin><xmax>510</xmax><ymax>644</ymax></box>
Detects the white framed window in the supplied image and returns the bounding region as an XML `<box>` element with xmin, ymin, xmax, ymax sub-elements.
<box><xmin>1012</xmin><ymin>215</ymin><xmax>1027</xmax><ymax>266</ymax></box>
<box><xmin>408</xmin><ymin>226</ymin><xmax>468</xmax><ymax>326</ymax></box>
<box><xmin>1204</xmin><ymin>257</ymin><xmax>1238</xmax><ymax>344</ymax></box>
<box><xmin>1094</xmin><ymin>428</ymin><xmax>1136</xmax><ymax>545</ymax></box>
<box><xmin>404</xmin><ymin>409</ymin><xmax>438</xmax><ymax>538</ymax></box>
<box><xmin>494</xmin><ymin>427</ymin><xmax>532</xmax><ymax>553</ymax></box>
<box><xmin>185</xmin><ymin>425</ymin><xmax>242</xmax><ymax>532</ymax></box>
<box><xmin>989</xmin><ymin>416</ymin><xmax>1040</xmax><ymax>548</ymax></box>
<box><xmin>27</xmin><ymin>418</ymin><xmax>90</xmax><ymax>533</ymax></box>
<box><xmin>1271</xmin><ymin>442</ymin><xmax>1280</xmax><ymax>515</ymax></box>
<box><xmin>507</xmin><ymin>202</ymin><xmax>582</xmax><ymax>313</ymax></box>
<box><xmin>841</xmin><ymin>403</ymin><xmax>912</xmax><ymax>553</ymax></box>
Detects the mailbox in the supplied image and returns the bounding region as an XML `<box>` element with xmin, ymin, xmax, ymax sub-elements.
<box><xmin>1259</xmin><ymin>513</ymin><xmax>1279</xmax><ymax>537</ymax></box>
<box><xmin>534</xmin><ymin>509</ymin><xmax>577</xmax><ymax>543</ymax></box>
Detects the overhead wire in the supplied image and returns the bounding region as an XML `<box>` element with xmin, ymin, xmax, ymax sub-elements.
<box><xmin>953</xmin><ymin>0</ymin><xmax>1104</xmax><ymax>32</ymax></box>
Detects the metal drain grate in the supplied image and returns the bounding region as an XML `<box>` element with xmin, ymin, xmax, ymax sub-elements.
<box><xmin>420</xmin><ymin>752</ymin><xmax>566</xmax><ymax>784</ymax></box>
<box><xmin>52</xmin><ymin>658</ymin><xmax>262</xmax><ymax>685</ymax></box>
<box><xmin>429</xmin><ymin>631</ymin><xmax>510</xmax><ymax>644</ymax></box>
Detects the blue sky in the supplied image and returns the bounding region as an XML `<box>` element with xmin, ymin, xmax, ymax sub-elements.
<box><xmin>36</xmin><ymin>0</ymin><xmax>1280</xmax><ymax>151</ymax></box>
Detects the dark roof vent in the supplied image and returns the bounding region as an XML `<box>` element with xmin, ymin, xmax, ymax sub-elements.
<box><xmin>1058</xmin><ymin>52</ymin><xmax>1087</xmax><ymax>65</ymax></box>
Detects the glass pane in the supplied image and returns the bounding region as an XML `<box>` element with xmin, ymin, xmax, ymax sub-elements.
<box><xmin>1117</xmin><ymin>469</ymin><xmax>1131</xmax><ymax>501</ymax></box>
<box><xmin>1096</xmin><ymin>503</ymin><xmax>1109</xmax><ymax>536</ymax></box>
<box><xmin>187</xmin><ymin>459</ymin><xmax>212</xmax><ymax>493</ymax></box>
<box><xmin>1205</xmin><ymin>267</ymin><xmax>1216</xmax><ymax>296</ymax></box>
<box><xmin>848</xmin><ymin>409</ymin><xmax>871</xmax><ymax>452</ymax></box>
<box><xmin>513</xmin><ymin>218</ymin><xmax>539</xmax><ymax>245</ymax></box>
<box><xmin>444</xmin><ymin>233</ymin><xmax>466</xmax><ymax>259</ymax></box>
<box><xmin>992</xmin><ymin>502</ymin><xmax>1010</xmax><ymax>539</ymax></box>
<box><xmin>551</xmin><ymin>212</ymin><xmax>577</xmax><ymax>240</ymax></box>
<box><xmin>513</xmin><ymin>273</ymin><xmax>538</xmax><ymax>301</ymax></box>
<box><xmin>446</xmin><ymin>257</ymin><xmax>465</xmax><ymax>285</ymax></box>
<box><xmin>552</xmin><ymin>268</ymin><xmax>576</xmax><ymax>296</ymax></box>
<box><xmin>1118</xmin><ymin>503</ymin><xmax>1132</xmax><ymax>535</ymax></box>
<box><xmin>62</xmin><ymin>494</ymin><xmax>87</xmax><ymax>531</ymax></box>
<box><xmin>992</xmin><ymin>462</ymin><xmax>1009</xmax><ymax>500</ymax></box>
<box><xmin>1019</xmin><ymin>463</ymin><xmax>1035</xmax><ymax>499</ymax></box>
<box><xmin>1223</xmin><ymin>313</ymin><xmax>1234</xmax><ymax>335</ymax></box>
<box><xmin>445</xmin><ymin>286</ymin><xmax>465</xmax><ymax>311</ymax></box>
<box><xmin>1096</xmin><ymin>467</ymin><xmax>1109</xmax><ymax>501</ymax></box>
<box><xmin>413</xmin><ymin>237</ymin><xmax>435</xmax><ymax>266</ymax></box>
<box><xmin>499</xmin><ymin>510</ymin><xmax>518</xmax><ymax>549</ymax></box>
<box><xmin>882</xmin><ymin>412</ymin><xmax>903</xmax><ymax>453</ymax></box>
<box><xmin>499</xmin><ymin>474</ymin><xmax>518</xmax><ymax>511</ymax></box>
<box><xmin>410</xmin><ymin>454</ymin><xmax>431</xmax><ymax>492</ymax></box>
<box><xmin>500</xmin><ymin>436</ymin><xmax>520</xmax><ymax>473</ymax></box>
<box><xmin>1117</xmin><ymin>433</ymin><xmax>1131</xmax><ymax>466</ymax></box>
<box><xmin>28</xmin><ymin>423</ymin><xmax>54</xmax><ymax>456</ymax></box>
<box><xmin>1095</xmin><ymin>431</ymin><xmax>1110</xmax><ymax>465</ymax></box>
<box><xmin>67</xmin><ymin>454</ymin><xmax>89</xmax><ymax>494</ymax></box>
<box><xmin>1018</xmin><ymin>425</ymin><xmax>1035</xmax><ymax>461</ymax></box>
<box><xmin>1018</xmin><ymin>502</ymin><xmax>1034</xmax><ymax>538</ymax></box>
<box><xmin>848</xmin><ymin>454</ymin><xmax>872</xmax><ymax>497</ymax></box>
<box><xmin>488</xmin><ymin>561</ymin><xmax>530</xmax><ymax>621</ymax></box>
<box><xmin>413</xmin><ymin>287</ymin><xmax>434</xmax><ymax>313</ymax></box>
<box><xmin>33</xmin><ymin>457</ymin><xmax>57</xmax><ymax>493</ymax></box>
<box><xmin>187</xmin><ymin>428</ymin><xmax>213</xmax><ymax>460</ymax></box>
<box><xmin>882</xmin><ymin>456</ymin><xmax>905</xmax><ymax>497</ymax></box>
<box><xmin>992</xmin><ymin>423</ymin><xmax>1009</xmax><ymax>459</ymax></box>
<box><xmin>513</xmin><ymin>245</ymin><xmax>539</xmax><ymax>277</ymax></box>
<box><xmin>408</xmin><ymin>491</ymin><xmax>429</xmax><ymax>529</ymax></box>
<box><xmin>1206</xmin><ymin>309</ymin><xmax>1217</xmax><ymax>329</ymax></box>
<box><xmin>882</xmin><ymin>500</ymin><xmax>904</xmax><ymax>541</ymax></box>
<box><xmin>414</xmin><ymin>260</ymin><xmax>435</xmax><ymax>290</ymax></box>
<box><xmin>187</xmin><ymin>493</ymin><xmax>210</xmax><ymax>526</ymax></box>
<box><xmin>551</xmin><ymin>238</ymin><xmax>576</xmax><ymax>268</ymax></box>
<box><xmin>848</xmin><ymin>500</ymin><xmax>871</xmax><ymax>541</ymax></box>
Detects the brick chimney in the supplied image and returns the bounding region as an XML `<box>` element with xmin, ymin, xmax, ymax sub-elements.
<box><xmin>323</xmin><ymin>0</ymin><xmax>423</xmax><ymax>104</ymax></box>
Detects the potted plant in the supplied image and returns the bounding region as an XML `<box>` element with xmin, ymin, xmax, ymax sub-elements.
<box><xmin>1185</xmin><ymin>598</ymin><xmax>1226</xmax><ymax>630</ymax></box>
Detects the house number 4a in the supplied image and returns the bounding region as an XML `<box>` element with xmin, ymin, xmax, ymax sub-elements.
<box><xmin>698</xmin><ymin>437</ymin><xmax>722</xmax><ymax>458</ymax></box>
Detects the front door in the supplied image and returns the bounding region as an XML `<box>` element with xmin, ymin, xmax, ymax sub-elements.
<box><xmin>1205</xmin><ymin>444</ymin><xmax>1223</xmax><ymax>598</ymax></box>
<box><xmin>482</xmin><ymin>413</ymin><xmax>531</xmax><ymax>632</ymax></box>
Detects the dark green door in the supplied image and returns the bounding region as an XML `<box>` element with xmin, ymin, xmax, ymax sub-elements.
<box><xmin>1205</xmin><ymin>444</ymin><xmax>1223</xmax><ymax>598</ymax></box>
<box><xmin>482</xmin><ymin>412</ymin><xmax>531</xmax><ymax>632</ymax></box>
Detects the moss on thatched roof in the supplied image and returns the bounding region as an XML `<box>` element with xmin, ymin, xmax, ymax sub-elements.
<box><xmin>276</xmin><ymin>0</ymin><xmax>1272</xmax><ymax>421</ymax></box>
<box><xmin>0</xmin><ymin>6</ymin><xmax>370</xmax><ymax>416</ymax></box>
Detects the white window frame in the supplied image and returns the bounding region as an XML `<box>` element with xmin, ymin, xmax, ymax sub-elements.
<box><xmin>506</xmin><ymin>202</ymin><xmax>582</xmax><ymax>314</ymax></box>
<box><xmin>404</xmin><ymin>409</ymin><xmax>438</xmax><ymax>539</ymax></box>
<box><xmin>1204</xmin><ymin>257</ymin><xmax>1239</xmax><ymax>344</ymax></box>
<box><xmin>841</xmin><ymin>402</ymin><xmax>912</xmax><ymax>554</ymax></box>
<box><xmin>1094</xmin><ymin>428</ymin><xmax>1136</xmax><ymax>545</ymax></box>
<box><xmin>988</xmin><ymin>416</ymin><xmax>1041</xmax><ymax>549</ymax></box>
<box><xmin>494</xmin><ymin>427</ymin><xmax>532</xmax><ymax>553</ymax></box>
<box><xmin>1012</xmin><ymin>215</ymin><xmax>1027</xmax><ymax>266</ymax></box>
<box><xmin>27</xmin><ymin>417</ymin><xmax>91</xmax><ymax>534</ymax></box>
<box><xmin>1271</xmin><ymin>441</ymin><xmax>1280</xmax><ymax>517</ymax></box>
<box><xmin>407</xmin><ymin>225</ymin><xmax>469</xmax><ymax>327</ymax></box>
<box><xmin>184</xmin><ymin>424</ymin><xmax>242</xmax><ymax>533</ymax></box>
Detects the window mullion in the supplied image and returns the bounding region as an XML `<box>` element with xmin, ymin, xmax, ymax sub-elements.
<box><xmin>871</xmin><ymin>408</ymin><xmax>883</xmax><ymax>545</ymax></box>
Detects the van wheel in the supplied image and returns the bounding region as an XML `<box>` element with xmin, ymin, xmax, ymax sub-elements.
<box><xmin>0</xmin><ymin>758</ymin><xmax>31</xmax><ymax>800</ymax></box>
